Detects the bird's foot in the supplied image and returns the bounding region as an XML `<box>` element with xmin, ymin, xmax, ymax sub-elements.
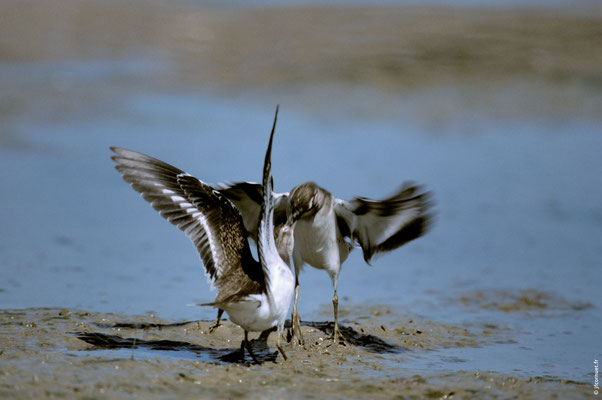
<box><xmin>328</xmin><ymin>325</ymin><xmax>346</xmax><ymax>346</ymax></box>
<box><xmin>208</xmin><ymin>320</ymin><xmax>221</xmax><ymax>334</ymax></box>
<box><xmin>243</xmin><ymin>340</ymin><xmax>260</xmax><ymax>365</ymax></box>
<box><xmin>290</xmin><ymin>313</ymin><xmax>305</xmax><ymax>346</ymax></box>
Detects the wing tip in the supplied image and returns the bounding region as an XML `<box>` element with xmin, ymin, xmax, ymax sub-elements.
<box><xmin>355</xmin><ymin>182</ymin><xmax>436</xmax><ymax>264</ymax></box>
<box><xmin>110</xmin><ymin>146</ymin><xmax>129</xmax><ymax>157</ymax></box>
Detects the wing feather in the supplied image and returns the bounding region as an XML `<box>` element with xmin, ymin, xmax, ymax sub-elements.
<box><xmin>110</xmin><ymin>147</ymin><xmax>253</xmax><ymax>286</ymax></box>
<box><xmin>334</xmin><ymin>183</ymin><xmax>434</xmax><ymax>264</ymax></box>
<box><xmin>256</xmin><ymin>106</ymin><xmax>280</xmax><ymax>299</ymax></box>
<box><xmin>216</xmin><ymin>182</ymin><xmax>289</xmax><ymax>241</ymax></box>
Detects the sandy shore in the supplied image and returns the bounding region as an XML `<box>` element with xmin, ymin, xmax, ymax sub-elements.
<box><xmin>0</xmin><ymin>1</ymin><xmax>599</xmax><ymax>398</ymax></box>
<box><xmin>0</xmin><ymin>307</ymin><xmax>591</xmax><ymax>399</ymax></box>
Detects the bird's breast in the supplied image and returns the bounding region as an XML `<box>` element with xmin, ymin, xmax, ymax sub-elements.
<box><xmin>293</xmin><ymin>209</ymin><xmax>340</xmax><ymax>268</ymax></box>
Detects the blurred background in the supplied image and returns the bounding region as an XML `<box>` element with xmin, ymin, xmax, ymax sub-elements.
<box><xmin>1</xmin><ymin>0</ymin><xmax>600</xmax><ymax>380</ymax></box>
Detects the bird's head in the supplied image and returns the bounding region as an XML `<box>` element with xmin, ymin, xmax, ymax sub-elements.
<box><xmin>287</xmin><ymin>182</ymin><xmax>327</xmax><ymax>224</ymax></box>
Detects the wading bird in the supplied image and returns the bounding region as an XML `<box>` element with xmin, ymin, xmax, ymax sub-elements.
<box><xmin>111</xmin><ymin>107</ymin><xmax>295</xmax><ymax>362</ymax></box>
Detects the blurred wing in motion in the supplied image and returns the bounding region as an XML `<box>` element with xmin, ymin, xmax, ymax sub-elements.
<box><xmin>334</xmin><ymin>183</ymin><xmax>434</xmax><ymax>264</ymax></box>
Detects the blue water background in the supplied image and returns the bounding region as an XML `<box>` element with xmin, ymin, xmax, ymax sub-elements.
<box><xmin>0</xmin><ymin>0</ymin><xmax>600</xmax><ymax>383</ymax></box>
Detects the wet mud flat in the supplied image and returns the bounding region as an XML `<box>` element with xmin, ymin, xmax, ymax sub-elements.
<box><xmin>0</xmin><ymin>307</ymin><xmax>590</xmax><ymax>399</ymax></box>
<box><xmin>1</xmin><ymin>0</ymin><xmax>601</xmax><ymax>126</ymax></box>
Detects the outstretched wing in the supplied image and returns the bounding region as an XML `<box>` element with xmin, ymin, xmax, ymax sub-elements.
<box><xmin>110</xmin><ymin>147</ymin><xmax>255</xmax><ymax>286</ymax></box>
<box><xmin>256</xmin><ymin>105</ymin><xmax>283</xmax><ymax>299</ymax></box>
<box><xmin>216</xmin><ymin>182</ymin><xmax>289</xmax><ymax>240</ymax></box>
<box><xmin>334</xmin><ymin>183</ymin><xmax>434</xmax><ymax>264</ymax></box>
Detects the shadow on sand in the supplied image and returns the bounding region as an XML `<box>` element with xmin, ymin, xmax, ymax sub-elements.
<box><xmin>74</xmin><ymin>318</ymin><xmax>402</xmax><ymax>365</ymax></box>
<box><xmin>299</xmin><ymin>321</ymin><xmax>403</xmax><ymax>353</ymax></box>
<box><xmin>74</xmin><ymin>331</ymin><xmax>279</xmax><ymax>365</ymax></box>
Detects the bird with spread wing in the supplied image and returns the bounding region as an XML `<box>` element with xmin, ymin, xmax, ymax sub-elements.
<box><xmin>216</xmin><ymin>179</ymin><xmax>433</xmax><ymax>345</ymax></box>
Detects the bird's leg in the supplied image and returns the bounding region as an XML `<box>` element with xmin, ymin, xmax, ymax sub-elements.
<box><xmin>243</xmin><ymin>331</ymin><xmax>259</xmax><ymax>364</ymax></box>
<box><xmin>276</xmin><ymin>323</ymin><xmax>288</xmax><ymax>361</ymax></box>
<box><xmin>290</xmin><ymin>273</ymin><xmax>305</xmax><ymax>345</ymax></box>
<box><xmin>258</xmin><ymin>327</ymin><xmax>275</xmax><ymax>342</ymax></box>
<box><xmin>330</xmin><ymin>286</ymin><xmax>345</xmax><ymax>345</ymax></box>
<box><xmin>209</xmin><ymin>309</ymin><xmax>223</xmax><ymax>333</ymax></box>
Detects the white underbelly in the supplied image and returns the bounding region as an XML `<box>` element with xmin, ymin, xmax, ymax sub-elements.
<box><xmin>225</xmin><ymin>266</ymin><xmax>294</xmax><ymax>332</ymax></box>
<box><xmin>225</xmin><ymin>296</ymin><xmax>277</xmax><ymax>332</ymax></box>
<box><xmin>294</xmin><ymin>217</ymin><xmax>339</xmax><ymax>270</ymax></box>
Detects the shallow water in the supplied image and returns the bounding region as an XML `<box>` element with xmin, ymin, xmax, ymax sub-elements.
<box><xmin>1</xmin><ymin>0</ymin><xmax>601</xmax><ymax>392</ymax></box>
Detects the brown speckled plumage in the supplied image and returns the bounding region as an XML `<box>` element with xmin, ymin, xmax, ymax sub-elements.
<box><xmin>110</xmin><ymin>147</ymin><xmax>266</xmax><ymax>304</ymax></box>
